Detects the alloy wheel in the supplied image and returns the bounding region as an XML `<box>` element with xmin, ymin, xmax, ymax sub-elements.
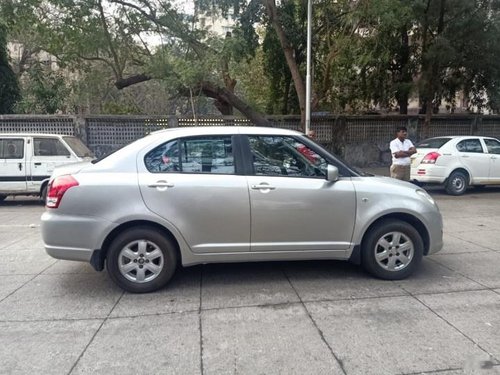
<box><xmin>118</xmin><ymin>239</ymin><xmax>164</xmax><ymax>283</ymax></box>
<box><xmin>374</xmin><ymin>231</ymin><xmax>415</xmax><ymax>272</ymax></box>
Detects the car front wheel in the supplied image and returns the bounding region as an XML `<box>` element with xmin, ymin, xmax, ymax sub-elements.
<box><xmin>361</xmin><ymin>219</ymin><xmax>423</xmax><ymax>280</ymax></box>
<box><xmin>445</xmin><ymin>171</ymin><xmax>468</xmax><ymax>195</ymax></box>
<box><xmin>106</xmin><ymin>227</ymin><xmax>177</xmax><ymax>293</ymax></box>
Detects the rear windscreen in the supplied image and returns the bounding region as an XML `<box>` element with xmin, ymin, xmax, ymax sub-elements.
<box><xmin>416</xmin><ymin>138</ymin><xmax>452</xmax><ymax>148</ymax></box>
<box><xmin>63</xmin><ymin>136</ymin><xmax>95</xmax><ymax>158</ymax></box>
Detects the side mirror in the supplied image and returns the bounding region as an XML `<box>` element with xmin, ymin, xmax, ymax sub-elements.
<box><xmin>327</xmin><ymin>164</ymin><xmax>339</xmax><ymax>182</ymax></box>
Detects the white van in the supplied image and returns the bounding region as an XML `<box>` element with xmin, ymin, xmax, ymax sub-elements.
<box><xmin>0</xmin><ymin>134</ymin><xmax>94</xmax><ymax>202</ymax></box>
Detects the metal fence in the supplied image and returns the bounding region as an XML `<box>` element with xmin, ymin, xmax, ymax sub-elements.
<box><xmin>2</xmin><ymin>114</ymin><xmax>500</xmax><ymax>166</ymax></box>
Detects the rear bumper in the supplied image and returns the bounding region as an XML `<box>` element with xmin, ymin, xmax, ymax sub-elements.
<box><xmin>411</xmin><ymin>165</ymin><xmax>448</xmax><ymax>184</ymax></box>
<box><xmin>41</xmin><ymin>210</ymin><xmax>115</xmax><ymax>263</ymax></box>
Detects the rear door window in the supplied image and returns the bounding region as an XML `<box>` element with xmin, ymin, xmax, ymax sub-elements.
<box><xmin>34</xmin><ymin>138</ymin><xmax>70</xmax><ymax>156</ymax></box>
<box><xmin>456</xmin><ymin>139</ymin><xmax>484</xmax><ymax>153</ymax></box>
<box><xmin>145</xmin><ymin>136</ymin><xmax>235</xmax><ymax>174</ymax></box>
<box><xmin>0</xmin><ymin>139</ymin><xmax>24</xmax><ymax>159</ymax></box>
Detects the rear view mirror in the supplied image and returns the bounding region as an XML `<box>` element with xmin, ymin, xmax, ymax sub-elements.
<box><xmin>327</xmin><ymin>164</ymin><xmax>339</xmax><ymax>182</ymax></box>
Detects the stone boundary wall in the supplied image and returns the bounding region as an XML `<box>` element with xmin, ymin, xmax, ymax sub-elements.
<box><xmin>1</xmin><ymin>114</ymin><xmax>500</xmax><ymax>167</ymax></box>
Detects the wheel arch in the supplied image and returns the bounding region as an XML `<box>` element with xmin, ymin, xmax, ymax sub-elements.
<box><xmin>446</xmin><ymin>167</ymin><xmax>470</xmax><ymax>184</ymax></box>
<box><xmin>40</xmin><ymin>178</ymin><xmax>50</xmax><ymax>195</ymax></box>
<box><xmin>361</xmin><ymin>213</ymin><xmax>430</xmax><ymax>257</ymax></box>
<box><xmin>92</xmin><ymin>220</ymin><xmax>182</xmax><ymax>271</ymax></box>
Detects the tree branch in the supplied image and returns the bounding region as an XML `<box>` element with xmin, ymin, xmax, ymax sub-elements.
<box><xmin>97</xmin><ymin>0</ymin><xmax>123</xmax><ymax>78</ymax></box>
<box><xmin>115</xmin><ymin>73</ymin><xmax>151</xmax><ymax>89</ymax></box>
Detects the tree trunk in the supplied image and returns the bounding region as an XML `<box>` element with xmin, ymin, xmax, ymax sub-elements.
<box><xmin>421</xmin><ymin>0</ymin><xmax>446</xmax><ymax>137</ymax></box>
<box><xmin>396</xmin><ymin>26</ymin><xmax>410</xmax><ymax>114</ymax></box>
<box><xmin>263</xmin><ymin>0</ymin><xmax>306</xmax><ymax>126</ymax></box>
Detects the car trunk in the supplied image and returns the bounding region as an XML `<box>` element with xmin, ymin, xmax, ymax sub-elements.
<box><xmin>411</xmin><ymin>148</ymin><xmax>440</xmax><ymax>167</ymax></box>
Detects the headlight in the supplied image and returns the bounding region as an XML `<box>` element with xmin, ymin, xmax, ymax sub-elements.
<box><xmin>416</xmin><ymin>189</ymin><xmax>436</xmax><ymax>206</ymax></box>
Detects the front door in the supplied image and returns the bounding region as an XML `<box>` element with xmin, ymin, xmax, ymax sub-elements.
<box><xmin>245</xmin><ymin>135</ymin><xmax>356</xmax><ymax>252</ymax></box>
<box><xmin>456</xmin><ymin>138</ymin><xmax>490</xmax><ymax>183</ymax></box>
<box><xmin>138</xmin><ymin>134</ymin><xmax>251</xmax><ymax>253</ymax></box>
<box><xmin>0</xmin><ymin>138</ymin><xmax>27</xmax><ymax>192</ymax></box>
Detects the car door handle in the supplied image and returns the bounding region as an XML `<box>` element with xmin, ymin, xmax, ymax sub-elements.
<box><xmin>251</xmin><ymin>184</ymin><xmax>276</xmax><ymax>190</ymax></box>
<box><xmin>34</xmin><ymin>162</ymin><xmax>42</xmax><ymax>166</ymax></box>
<box><xmin>491</xmin><ymin>156</ymin><xmax>498</xmax><ymax>160</ymax></box>
<box><xmin>461</xmin><ymin>155</ymin><xmax>469</xmax><ymax>158</ymax></box>
<box><xmin>18</xmin><ymin>163</ymin><xmax>22</xmax><ymax>171</ymax></box>
<box><xmin>148</xmin><ymin>181</ymin><xmax>174</xmax><ymax>188</ymax></box>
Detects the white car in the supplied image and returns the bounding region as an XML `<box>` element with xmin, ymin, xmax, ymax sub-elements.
<box><xmin>411</xmin><ymin>136</ymin><xmax>500</xmax><ymax>195</ymax></box>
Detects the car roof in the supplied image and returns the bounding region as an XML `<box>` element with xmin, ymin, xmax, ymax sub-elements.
<box><xmin>423</xmin><ymin>135</ymin><xmax>498</xmax><ymax>141</ymax></box>
<box><xmin>149</xmin><ymin>126</ymin><xmax>304</xmax><ymax>137</ymax></box>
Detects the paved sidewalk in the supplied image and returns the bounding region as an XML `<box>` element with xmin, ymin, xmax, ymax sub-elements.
<box><xmin>1</xmin><ymin>191</ymin><xmax>500</xmax><ymax>374</ymax></box>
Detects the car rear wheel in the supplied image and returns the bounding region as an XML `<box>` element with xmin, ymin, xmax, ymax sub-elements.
<box><xmin>106</xmin><ymin>227</ymin><xmax>177</xmax><ymax>293</ymax></box>
<box><xmin>445</xmin><ymin>171</ymin><xmax>468</xmax><ymax>195</ymax></box>
<box><xmin>361</xmin><ymin>219</ymin><xmax>423</xmax><ymax>280</ymax></box>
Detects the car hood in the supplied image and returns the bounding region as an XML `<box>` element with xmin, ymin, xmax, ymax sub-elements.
<box><xmin>356</xmin><ymin>175</ymin><xmax>418</xmax><ymax>192</ymax></box>
<box><xmin>49</xmin><ymin>161</ymin><xmax>93</xmax><ymax>180</ymax></box>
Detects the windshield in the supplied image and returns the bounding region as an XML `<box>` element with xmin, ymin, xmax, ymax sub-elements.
<box><xmin>63</xmin><ymin>136</ymin><xmax>95</xmax><ymax>158</ymax></box>
<box><xmin>416</xmin><ymin>137</ymin><xmax>452</xmax><ymax>149</ymax></box>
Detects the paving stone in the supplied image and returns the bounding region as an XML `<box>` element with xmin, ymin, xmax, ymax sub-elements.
<box><xmin>306</xmin><ymin>296</ymin><xmax>485</xmax><ymax>375</ymax></box>
<box><xmin>431</xmin><ymin>252</ymin><xmax>500</xmax><ymax>288</ymax></box>
<box><xmin>439</xmin><ymin>233</ymin><xmax>492</xmax><ymax>254</ymax></box>
<box><xmin>202</xmin><ymin>304</ymin><xmax>344</xmax><ymax>375</ymax></box>
<box><xmin>72</xmin><ymin>313</ymin><xmax>200</xmax><ymax>374</ymax></box>
<box><xmin>0</xmin><ymin>319</ymin><xmax>101</xmax><ymax>375</ymax></box>
<box><xmin>201</xmin><ymin>263</ymin><xmax>299</xmax><ymax>309</ymax></box>
<box><xmin>394</xmin><ymin>258</ymin><xmax>483</xmax><ymax>295</ymax></box>
<box><xmin>418</xmin><ymin>290</ymin><xmax>500</xmax><ymax>361</ymax></box>
<box><xmin>0</xmin><ymin>248</ymin><xmax>56</xmax><ymax>275</ymax></box>
<box><xmin>0</xmin><ymin>273</ymin><xmax>122</xmax><ymax>321</ymax></box>
<box><xmin>111</xmin><ymin>267</ymin><xmax>201</xmax><ymax>317</ymax></box>
<box><xmin>0</xmin><ymin>274</ymin><xmax>33</xmax><ymax>301</ymax></box>
<box><xmin>283</xmin><ymin>260</ymin><xmax>405</xmax><ymax>301</ymax></box>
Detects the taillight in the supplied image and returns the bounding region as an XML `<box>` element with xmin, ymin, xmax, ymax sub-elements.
<box><xmin>46</xmin><ymin>175</ymin><xmax>79</xmax><ymax>209</ymax></box>
<box><xmin>421</xmin><ymin>152</ymin><xmax>441</xmax><ymax>164</ymax></box>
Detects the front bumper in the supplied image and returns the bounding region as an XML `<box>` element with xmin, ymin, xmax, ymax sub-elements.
<box><xmin>425</xmin><ymin>209</ymin><xmax>444</xmax><ymax>255</ymax></box>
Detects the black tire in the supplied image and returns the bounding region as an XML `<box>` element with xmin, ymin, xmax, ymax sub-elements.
<box><xmin>0</xmin><ymin>194</ymin><xmax>7</xmax><ymax>202</ymax></box>
<box><xmin>445</xmin><ymin>170</ymin><xmax>468</xmax><ymax>195</ymax></box>
<box><xmin>361</xmin><ymin>219</ymin><xmax>424</xmax><ymax>280</ymax></box>
<box><xmin>106</xmin><ymin>227</ymin><xmax>177</xmax><ymax>293</ymax></box>
<box><xmin>40</xmin><ymin>185</ymin><xmax>48</xmax><ymax>204</ymax></box>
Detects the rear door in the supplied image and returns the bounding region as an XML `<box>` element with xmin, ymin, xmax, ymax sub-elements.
<box><xmin>483</xmin><ymin>138</ymin><xmax>500</xmax><ymax>183</ymax></box>
<box><xmin>0</xmin><ymin>137</ymin><xmax>27</xmax><ymax>192</ymax></box>
<box><xmin>138</xmin><ymin>134</ymin><xmax>251</xmax><ymax>253</ymax></box>
<box><xmin>29</xmin><ymin>137</ymin><xmax>73</xmax><ymax>189</ymax></box>
<box><xmin>455</xmin><ymin>138</ymin><xmax>490</xmax><ymax>182</ymax></box>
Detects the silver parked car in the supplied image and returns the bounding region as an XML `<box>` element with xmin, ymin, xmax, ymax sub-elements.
<box><xmin>41</xmin><ymin>127</ymin><xmax>443</xmax><ymax>293</ymax></box>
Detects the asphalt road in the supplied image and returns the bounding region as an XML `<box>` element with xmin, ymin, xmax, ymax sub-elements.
<box><xmin>1</xmin><ymin>187</ymin><xmax>500</xmax><ymax>375</ymax></box>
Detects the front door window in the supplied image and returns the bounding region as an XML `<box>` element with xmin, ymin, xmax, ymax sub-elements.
<box><xmin>248</xmin><ymin>136</ymin><xmax>327</xmax><ymax>178</ymax></box>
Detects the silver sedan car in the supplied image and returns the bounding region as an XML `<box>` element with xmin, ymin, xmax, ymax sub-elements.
<box><xmin>41</xmin><ymin>127</ymin><xmax>443</xmax><ymax>293</ymax></box>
